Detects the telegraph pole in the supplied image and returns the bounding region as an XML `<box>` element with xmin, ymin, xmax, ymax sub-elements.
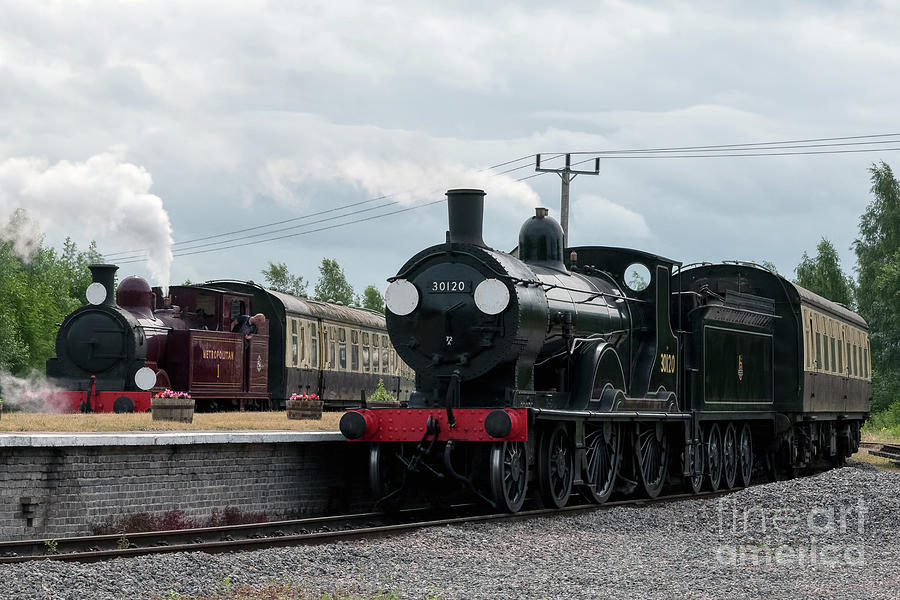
<box><xmin>535</xmin><ymin>153</ymin><xmax>600</xmax><ymax>247</ymax></box>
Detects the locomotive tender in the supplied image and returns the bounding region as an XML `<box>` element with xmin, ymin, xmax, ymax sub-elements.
<box><xmin>340</xmin><ymin>189</ymin><xmax>871</xmax><ymax>512</ymax></box>
<box><xmin>46</xmin><ymin>265</ymin><xmax>413</xmax><ymax>412</ymax></box>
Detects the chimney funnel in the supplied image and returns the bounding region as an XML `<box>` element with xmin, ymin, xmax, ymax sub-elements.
<box><xmin>88</xmin><ymin>264</ymin><xmax>119</xmax><ymax>307</ymax></box>
<box><xmin>446</xmin><ymin>188</ymin><xmax>486</xmax><ymax>246</ymax></box>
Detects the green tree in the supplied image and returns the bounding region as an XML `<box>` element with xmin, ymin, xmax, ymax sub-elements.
<box><xmin>261</xmin><ymin>261</ymin><xmax>308</xmax><ymax>297</ymax></box>
<box><xmin>794</xmin><ymin>238</ymin><xmax>855</xmax><ymax>307</ymax></box>
<box><xmin>854</xmin><ymin>162</ymin><xmax>900</xmax><ymax>412</ymax></box>
<box><xmin>0</xmin><ymin>209</ymin><xmax>103</xmax><ymax>377</ymax></box>
<box><xmin>362</xmin><ymin>285</ymin><xmax>385</xmax><ymax>313</ymax></box>
<box><xmin>313</xmin><ymin>258</ymin><xmax>355</xmax><ymax>305</ymax></box>
<box><xmin>759</xmin><ymin>260</ymin><xmax>779</xmax><ymax>275</ymax></box>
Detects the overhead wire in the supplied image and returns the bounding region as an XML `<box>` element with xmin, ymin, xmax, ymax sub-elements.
<box><xmin>114</xmin><ymin>159</ymin><xmax>559</xmax><ymax>265</ymax></box>
<box><xmin>104</xmin><ymin>152</ymin><xmax>550</xmax><ymax>262</ymax></box>
<box><xmin>108</xmin><ymin>130</ymin><xmax>900</xmax><ymax>266</ymax></box>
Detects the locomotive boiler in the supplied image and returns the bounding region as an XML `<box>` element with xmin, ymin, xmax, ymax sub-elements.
<box><xmin>341</xmin><ymin>188</ymin><xmax>871</xmax><ymax>513</ymax></box>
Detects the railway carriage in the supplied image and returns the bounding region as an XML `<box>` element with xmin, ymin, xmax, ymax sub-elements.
<box><xmin>340</xmin><ymin>189</ymin><xmax>871</xmax><ymax>512</ymax></box>
<box><xmin>205</xmin><ymin>281</ymin><xmax>415</xmax><ymax>408</ymax></box>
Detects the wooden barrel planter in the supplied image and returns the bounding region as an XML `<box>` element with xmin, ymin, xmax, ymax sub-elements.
<box><xmin>151</xmin><ymin>397</ymin><xmax>195</xmax><ymax>423</ymax></box>
<box><xmin>286</xmin><ymin>399</ymin><xmax>324</xmax><ymax>420</ymax></box>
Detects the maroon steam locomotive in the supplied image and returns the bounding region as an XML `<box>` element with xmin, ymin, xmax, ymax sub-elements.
<box><xmin>46</xmin><ymin>264</ymin><xmax>270</xmax><ymax>412</ymax></box>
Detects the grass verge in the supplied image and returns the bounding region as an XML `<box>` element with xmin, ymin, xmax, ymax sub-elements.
<box><xmin>851</xmin><ymin>450</ymin><xmax>900</xmax><ymax>472</ymax></box>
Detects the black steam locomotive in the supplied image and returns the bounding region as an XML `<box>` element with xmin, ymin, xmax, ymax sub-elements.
<box><xmin>340</xmin><ymin>189</ymin><xmax>871</xmax><ymax>512</ymax></box>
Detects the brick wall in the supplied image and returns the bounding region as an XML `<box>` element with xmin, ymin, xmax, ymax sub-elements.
<box><xmin>0</xmin><ymin>439</ymin><xmax>373</xmax><ymax>541</ymax></box>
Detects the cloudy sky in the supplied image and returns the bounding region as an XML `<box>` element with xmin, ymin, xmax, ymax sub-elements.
<box><xmin>1</xmin><ymin>0</ymin><xmax>898</xmax><ymax>294</ymax></box>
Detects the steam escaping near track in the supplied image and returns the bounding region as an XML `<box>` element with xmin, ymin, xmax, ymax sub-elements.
<box><xmin>0</xmin><ymin>150</ymin><xmax>174</xmax><ymax>290</ymax></box>
<box><xmin>258</xmin><ymin>154</ymin><xmax>540</xmax><ymax>212</ymax></box>
<box><xmin>0</xmin><ymin>371</ymin><xmax>69</xmax><ymax>413</ymax></box>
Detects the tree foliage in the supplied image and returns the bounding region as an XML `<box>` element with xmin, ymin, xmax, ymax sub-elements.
<box><xmin>854</xmin><ymin>162</ymin><xmax>900</xmax><ymax>412</ymax></box>
<box><xmin>0</xmin><ymin>209</ymin><xmax>102</xmax><ymax>375</ymax></box>
<box><xmin>261</xmin><ymin>261</ymin><xmax>308</xmax><ymax>297</ymax></box>
<box><xmin>794</xmin><ymin>237</ymin><xmax>855</xmax><ymax>307</ymax></box>
<box><xmin>362</xmin><ymin>285</ymin><xmax>384</xmax><ymax>313</ymax></box>
<box><xmin>313</xmin><ymin>258</ymin><xmax>355</xmax><ymax>306</ymax></box>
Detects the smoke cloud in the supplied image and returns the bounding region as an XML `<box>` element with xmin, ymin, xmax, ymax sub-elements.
<box><xmin>0</xmin><ymin>371</ymin><xmax>69</xmax><ymax>413</ymax></box>
<box><xmin>0</xmin><ymin>150</ymin><xmax>174</xmax><ymax>289</ymax></box>
<box><xmin>258</xmin><ymin>154</ymin><xmax>540</xmax><ymax>213</ymax></box>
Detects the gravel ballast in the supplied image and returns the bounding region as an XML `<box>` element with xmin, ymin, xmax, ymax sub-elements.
<box><xmin>3</xmin><ymin>461</ymin><xmax>899</xmax><ymax>600</ymax></box>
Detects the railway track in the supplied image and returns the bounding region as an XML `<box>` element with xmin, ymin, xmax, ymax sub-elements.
<box><xmin>0</xmin><ymin>490</ymin><xmax>729</xmax><ymax>564</ymax></box>
<box><xmin>859</xmin><ymin>441</ymin><xmax>900</xmax><ymax>465</ymax></box>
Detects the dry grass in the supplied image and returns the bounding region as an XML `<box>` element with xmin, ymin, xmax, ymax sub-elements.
<box><xmin>861</xmin><ymin>428</ymin><xmax>900</xmax><ymax>444</ymax></box>
<box><xmin>851</xmin><ymin>449</ymin><xmax>900</xmax><ymax>473</ymax></box>
<box><xmin>0</xmin><ymin>411</ymin><xmax>342</xmax><ymax>432</ymax></box>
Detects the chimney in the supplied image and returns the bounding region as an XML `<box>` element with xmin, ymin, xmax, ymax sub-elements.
<box><xmin>446</xmin><ymin>189</ymin><xmax>486</xmax><ymax>246</ymax></box>
<box><xmin>88</xmin><ymin>264</ymin><xmax>119</xmax><ymax>307</ymax></box>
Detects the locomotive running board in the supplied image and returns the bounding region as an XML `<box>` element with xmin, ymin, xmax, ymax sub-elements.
<box><xmin>531</xmin><ymin>408</ymin><xmax>691</xmax><ymax>422</ymax></box>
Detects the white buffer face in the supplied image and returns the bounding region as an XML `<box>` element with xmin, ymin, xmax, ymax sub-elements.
<box><xmin>385</xmin><ymin>279</ymin><xmax>419</xmax><ymax>316</ymax></box>
<box><xmin>134</xmin><ymin>367</ymin><xmax>157</xmax><ymax>391</ymax></box>
<box><xmin>474</xmin><ymin>278</ymin><xmax>510</xmax><ymax>315</ymax></box>
<box><xmin>85</xmin><ymin>282</ymin><xmax>107</xmax><ymax>305</ymax></box>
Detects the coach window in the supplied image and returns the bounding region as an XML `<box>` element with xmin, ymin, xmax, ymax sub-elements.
<box><xmin>852</xmin><ymin>343</ymin><xmax>858</xmax><ymax>377</ymax></box>
<box><xmin>806</xmin><ymin>315</ymin><xmax>813</xmax><ymax>369</ymax></box>
<box><xmin>382</xmin><ymin>336</ymin><xmax>389</xmax><ymax>372</ymax></box>
<box><xmin>299</xmin><ymin>322</ymin><xmax>306</xmax><ymax>364</ymax></box>
<box><xmin>813</xmin><ymin>315</ymin><xmax>822</xmax><ymax>370</ymax></box>
<box><xmin>329</xmin><ymin>327</ymin><xmax>336</xmax><ymax>371</ymax></box>
<box><xmin>829</xmin><ymin>325</ymin><xmax>836</xmax><ymax>374</ymax></box>
<box><xmin>310</xmin><ymin>325</ymin><xmax>318</xmax><ymax>368</ymax></box>
<box><xmin>837</xmin><ymin>330</ymin><xmax>843</xmax><ymax>376</ymax></box>
<box><xmin>373</xmin><ymin>342</ymin><xmax>380</xmax><ymax>373</ymax></box>
<box><xmin>291</xmin><ymin>320</ymin><xmax>299</xmax><ymax>367</ymax></box>
<box><xmin>363</xmin><ymin>332</ymin><xmax>370</xmax><ymax>372</ymax></box>
<box><xmin>351</xmin><ymin>330</ymin><xmax>359</xmax><ymax>371</ymax></box>
<box><xmin>339</xmin><ymin>328</ymin><xmax>347</xmax><ymax>370</ymax></box>
<box><xmin>863</xmin><ymin>344</ymin><xmax>869</xmax><ymax>379</ymax></box>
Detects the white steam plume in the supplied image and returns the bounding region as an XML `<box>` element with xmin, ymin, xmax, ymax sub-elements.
<box><xmin>0</xmin><ymin>150</ymin><xmax>174</xmax><ymax>289</ymax></box>
<box><xmin>0</xmin><ymin>371</ymin><xmax>69</xmax><ymax>413</ymax></box>
<box><xmin>258</xmin><ymin>154</ymin><xmax>540</xmax><ymax>212</ymax></box>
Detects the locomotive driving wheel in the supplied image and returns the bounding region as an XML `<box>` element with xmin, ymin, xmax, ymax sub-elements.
<box><xmin>723</xmin><ymin>423</ymin><xmax>738</xmax><ymax>489</ymax></box>
<box><xmin>582</xmin><ymin>422</ymin><xmax>621</xmax><ymax>504</ymax></box>
<box><xmin>684</xmin><ymin>428</ymin><xmax>705</xmax><ymax>494</ymax></box>
<box><xmin>635</xmin><ymin>422</ymin><xmax>669</xmax><ymax>498</ymax></box>
<box><xmin>738</xmin><ymin>423</ymin><xmax>753</xmax><ymax>487</ymax></box>
<box><xmin>369</xmin><ymin>443</ymin><xmax>406</xmax><ymax>512</ymax></box>
<box><xmin>490</xmin><ymin>440</ymin><xmax>528</xmax><ymax>513</ymax></box>
<box><xmin>707</xmin><ymin>424</ymin><xmax>724</xmax><ymax>491</ymax></box>
<box><xmin>537</xmin><ymin>423</ymin><xmax>574</xmax><ymax>508</ymax></box>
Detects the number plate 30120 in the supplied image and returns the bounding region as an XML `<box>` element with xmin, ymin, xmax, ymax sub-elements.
<box><xmin>429</xmin><ymin>280</ymin><xmax>470</xmax><ymax>293</ymax></box>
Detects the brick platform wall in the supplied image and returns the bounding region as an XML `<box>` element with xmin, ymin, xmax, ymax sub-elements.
<box><xmin>0</xmin><ymin>440</ymin><xmax>372</xmax><ymax>541</ymax></box>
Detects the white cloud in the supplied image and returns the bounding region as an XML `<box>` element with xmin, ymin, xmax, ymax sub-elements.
<box><xmin>257</xmin><ymin>153</ymin><xmax>540</xmax><ymax>212</ymax></box>
<box><xmin>570</xmin><ymin>194</ymin><xmax>650</xmax><ymax>247</ymax></box>
<box><xmin>0</xmin><ymin>0</ymin><xmax>898</xmax><ymax>291</ymax></box>
<box><xmin>0</xmin><ymin>151</ymin><xmax>174</xmax><ymax>288</ymax></box>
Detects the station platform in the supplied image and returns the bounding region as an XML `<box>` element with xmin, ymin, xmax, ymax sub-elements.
<box><xmin>0</xmin><ymin>428</ymin><xmax>368</xmax><ymax>542</ymax></box>
<box><xmin>0</xmin><ymin>430</ymin><xmax>344</xmax><ymax>447</ymax></box>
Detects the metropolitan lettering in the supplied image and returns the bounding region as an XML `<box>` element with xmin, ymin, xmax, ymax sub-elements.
<box><xmin>202</xmin><ymin>349</ymin><xmax>235</xmax><ymax>361</ymax></box>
